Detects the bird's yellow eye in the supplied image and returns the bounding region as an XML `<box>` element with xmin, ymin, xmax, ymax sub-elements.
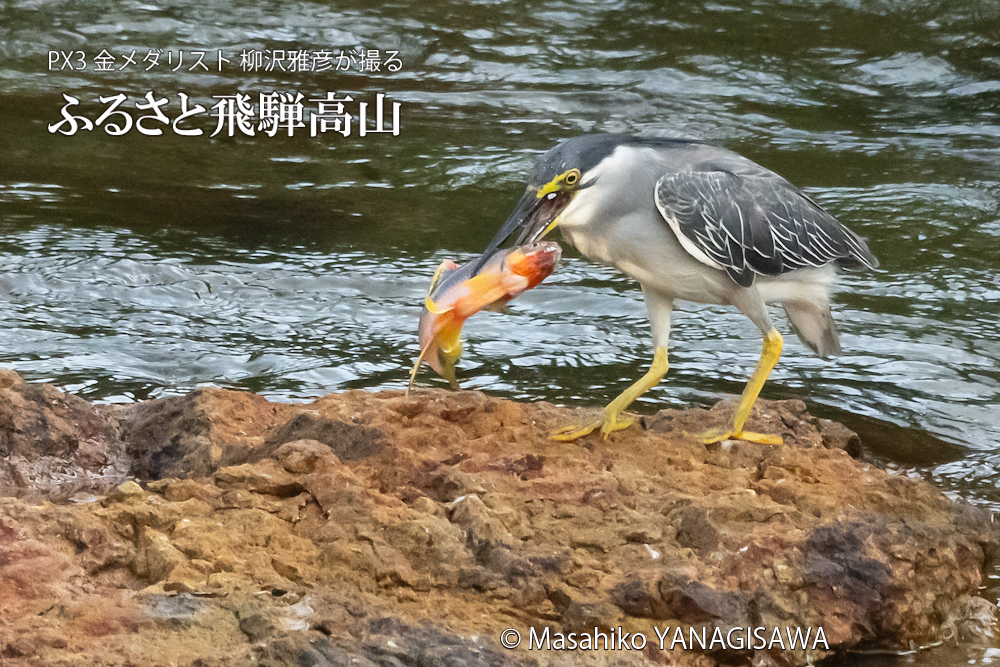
<box><xmin>564</xmin><ymin>169</ymin><xmax>580</xmax><ymax>186</ymax></box>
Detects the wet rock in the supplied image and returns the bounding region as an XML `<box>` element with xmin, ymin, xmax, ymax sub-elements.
<box><xmin>0</xmin><ymin>369</ymin><xmax>125</xmax><ymax>498</ymax></box>
<box><xmin>0</xmin><ymin>369</ymin><xmax>112</xmax><ymax>461</ymax></box>
<box><xmin>0</xmin><ymin>370</ymin><xmax>995</xmax><ymax>667</ymax></box>
<box><xmin>817</xmin><ymin>418</ymin><xmax>863</xmax><ymax>457</ymax></box>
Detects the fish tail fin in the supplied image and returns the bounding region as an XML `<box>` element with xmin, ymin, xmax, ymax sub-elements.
<box><xmin>406</xmin><ymin>343</ymin><xmax>434</xmax><ymax>397</ymax></box>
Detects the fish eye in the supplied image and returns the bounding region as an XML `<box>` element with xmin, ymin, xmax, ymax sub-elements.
<box><xmin>564</xmin><ymin>169</ymin><xmax>580</xmax><ymax>185</ymax></box>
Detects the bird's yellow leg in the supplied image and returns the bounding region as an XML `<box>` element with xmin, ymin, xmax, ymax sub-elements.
<box><xmin>550</xmin><ymin>346</ymin><xmax>669</xmax><ymax>441</ymax></box>
<box><xmin>700</xmin><ymin>328</ymin><xmax>784</xmax><ymax>445</ymax></box>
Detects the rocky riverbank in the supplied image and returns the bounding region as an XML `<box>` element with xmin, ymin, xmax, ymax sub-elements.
<box><xmin>1</xmin><ymin>368</ymin><xmax>996</xmax><ymax>666</ymax></box>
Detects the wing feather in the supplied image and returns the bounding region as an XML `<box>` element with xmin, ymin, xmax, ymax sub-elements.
<box><xmin>655</xmin><ymin>171</ymin><xmax>878</xmax><ymax>287</ymax></box>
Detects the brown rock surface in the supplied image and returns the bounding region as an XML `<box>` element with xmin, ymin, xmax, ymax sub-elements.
<box><xmin>0</xmin><ymin>371</ymin><xmax>996</xmax><ymax>666</ymax></box>
<box><xmin>0</xmin><ymin>369</ymin><xmax>126</xmax><ymax>500</ymax></box>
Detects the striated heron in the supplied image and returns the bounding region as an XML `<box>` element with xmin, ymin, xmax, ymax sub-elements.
<box><xmin>476</xmin><ymin>134</ymin><xmax>878</xmax><ymax>444</ymax></box>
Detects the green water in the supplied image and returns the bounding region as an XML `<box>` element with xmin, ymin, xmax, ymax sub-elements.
<box><xmin>1</xmin><ymin>0</ymin><xmax>999</xmax><ymax>662</ymax></box>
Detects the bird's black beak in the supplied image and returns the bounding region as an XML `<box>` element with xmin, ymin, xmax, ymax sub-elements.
<box><xmin>474</xmin><ymin>189</ymin><xmax>570</xmax><ymax>272</ymax></box>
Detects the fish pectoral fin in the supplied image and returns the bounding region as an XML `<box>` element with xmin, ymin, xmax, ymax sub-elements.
<box><xmin>426</xmin><ymin>259</ymin><xmax>459</xmax><ymax>297</ymax></box>
<box><xmin>424</xmin><ymin>295</ymin><xmax>453</xmax><ymax>314</ymax></box>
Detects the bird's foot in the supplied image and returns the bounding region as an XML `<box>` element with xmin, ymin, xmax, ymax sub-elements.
<box><xmin>697</xmin><ymin>427</ymin><xmax>783</xmax><ymax>446</ymax></box>
<box><xmin>550</xmin><ymin>410</ymin><xmax>636</xmax><ymax>442</ymax></box>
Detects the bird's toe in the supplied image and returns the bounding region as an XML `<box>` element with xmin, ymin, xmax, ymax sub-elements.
<box><xmin>549</xmin><ymin>419</ymin><xmax>601</xmax><ymax>442</ymax></box>
<box><xmin>599</xmin><ymin>413</ymin><xmax>635</xmax><ymax>439</ymax></box>
<box><xmin>735</xmin><ymin>430</ymin><xmax>783</xmax><ymax>446</ymax></box>
<box><xmin>549</xmin><ymin>411</ymin><xmax>637</xmax><ymax>442</ymax></box>
<box><xmin>697</xmin><ymin>427</ymin><xmax>782</xmax><ymax>446</ymax></box>
<box><xmin>697</xmin><ymin>427</ymin><xmax>730</xmax><ymax>445</ymax></box>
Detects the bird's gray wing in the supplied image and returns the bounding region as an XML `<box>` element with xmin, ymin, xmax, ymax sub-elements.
<box><xmin>654</xmin><ymin>170</ymin><xmax>877</xmax><ymax>288</ymax></box>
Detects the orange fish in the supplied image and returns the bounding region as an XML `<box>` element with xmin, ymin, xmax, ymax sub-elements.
<box><xmin>408</xmin><ymin>242</ymin><xmax>562</xmax><ymax>393</ymax></box>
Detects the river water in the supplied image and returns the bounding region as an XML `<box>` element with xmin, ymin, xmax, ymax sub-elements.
<box><xmin>1</xmin><ymin>0</ymin><xmax>999</xmax><ymax>663</ymax></box>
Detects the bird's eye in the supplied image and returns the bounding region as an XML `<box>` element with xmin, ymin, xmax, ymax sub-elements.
<box><xmin>564</xmin><ymin>170</ymin><xmax>580</xmax><ymax>186</ymax></box>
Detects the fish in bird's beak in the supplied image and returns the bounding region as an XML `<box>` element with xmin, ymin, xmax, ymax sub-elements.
<box><xmin>417</xmin><ymin>259</ymin><xmax>464</xmax><ymax>387</ymax></box>
<box><xmin>474</xmin><ymin>188</ymin><xmax>573</xmax><ymax>273</ymax></box>
<box><xmin>408</xmin><ymin>242</ymin><xmax>562</xmax><ymax>394</ymax></box>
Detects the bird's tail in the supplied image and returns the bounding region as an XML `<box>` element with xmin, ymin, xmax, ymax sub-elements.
<box><xmin>783</xmin><ymin>301</ymin><xmax>842</xmax><ymax>358</ymax></box>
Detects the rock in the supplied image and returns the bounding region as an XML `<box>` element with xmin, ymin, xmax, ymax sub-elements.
<box><xmin>113</xmin><ymin>387</ymin><xmax>294</xmax><ymax>480</ymax></box>
<box><xmin>817</xmin><ymin>418</ymin><xmax>863</xmax><ymax>456</ymax></box>
<box><xmin>657</xmin><ymin>571</ymin><xmax>750</xmax><ymax>627</ymax></box>
<box><xmin>213</xmin><ymin>461</ymin><xmax>306</xmax><ymax>498</ymax></box>
<box><xmin>0</xmin><ymin>369</ymin><xmax>125</xmax><ymax>498</ymax></box>
<box><xmin>0</xmin><ymin>369</ymin><xmax>112</xmax><ymax>461</ymax></box>
<box><xmin>274</xmin><ymin>440</ymin><xmax>337</xmax><ymax>474</ymax></box>
<box><xmin>0</xmin><ymin>369</ymin><xmax>995</xmax><ymax>667</ymax></box>
<box><xmin>672</xmin><ymin>506</ymin><xmax>722</xmax><ymax>554</ymax></box>
<box><xmin>136</xmin><ymin>526</ymin><xmax>189</xmax><ymax>582</ymax></box>
<box><xmin>239</xmin><ymin>612</ymin><xmax>278</xmax><ymax>641</ymax></box>
<box><xmin>106</xmin><ymin>480</ymin><xmax>145</xmax><ymax>503</ymax></box>
<box><xmin>263</xmin><ymin>413</ymin><xmax>388</xmax><ymax>462</ymax></box>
